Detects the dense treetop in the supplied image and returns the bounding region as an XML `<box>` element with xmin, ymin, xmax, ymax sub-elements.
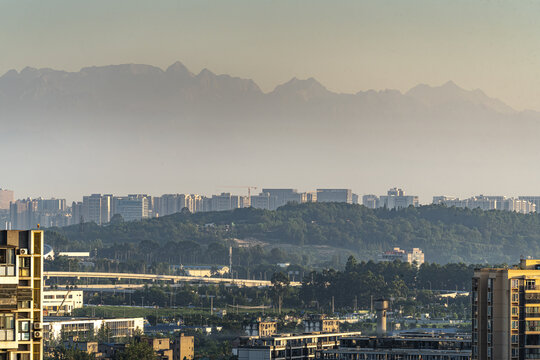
<box><xmin>47</xmin><ymin>202</ymin><xmax>540</xmax><ymax>264</ymax></box>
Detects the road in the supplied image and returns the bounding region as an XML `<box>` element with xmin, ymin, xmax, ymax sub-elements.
<box><xmin>43</xmin><ymin>271</ymin><xmax>301</xmax><ymax>287</ymax></box>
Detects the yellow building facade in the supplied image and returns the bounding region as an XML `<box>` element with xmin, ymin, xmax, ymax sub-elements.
<box><xmin>0</xmin><ymin>230</ymin><xmax>43</xmax><ymax>360</ymax></box>
<box><xmin>473</xmin><ymin>259</ymin><xmax>540</xmax><ymax>360</ymax></box>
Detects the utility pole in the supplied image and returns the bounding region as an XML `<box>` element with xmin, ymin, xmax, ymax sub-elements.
<box><xmin>210</xmin><ymin>297</ymin><xmax>214</xmax><ymax>316</ymax></box>
<box><xmin>229</xmin><ymin>246</ymin><xmax>233</xmax><ymax>282</ymax></box>
<box><xmin>354</xmin><ymin>296</ymin><xmax>357</xmax><ymax>312</ymax></box>
<box><xmin>332</xmin><ymin>296</ymin><xmax>335</xmax><ymax>314</ymax></box>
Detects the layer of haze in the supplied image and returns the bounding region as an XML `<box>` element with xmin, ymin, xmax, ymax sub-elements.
<box><xmin>1</xmin><ymin>0</ymin><xmax>540</xmax><ymax>111</ymax></box>
<box><xmin>3</xmin><ymin>1</ymin><xmax>540</xmax><ymax>203</ymax></box>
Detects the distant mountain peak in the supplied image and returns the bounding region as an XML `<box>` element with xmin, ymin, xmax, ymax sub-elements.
<box><xmin>406</xmin><ymin>81</ymin><xmax>515</xmax><ymax>114</ymax></box>
<box><xmin>197</xmin><ymin>68</ymin><xmax>215</xmax><ymax>77</ymax></box>
<box><xmin>441</xmin><ymin>80</ymin><xmax>459</xmax><ymax>88</ymax></box>
<box><xmin>165</xmin><ymin>61</ymin><xmax>193</xmax><ymax>75</ymax></box>
<box><xmin>0</xmin><ymin>69</ymin><xmax>18</xmax><ymax>78</ymax></box>
<box><xmin>271</xmin><ymin>76</ymin><xmax>333</xmax><ymax>100</ymax></box>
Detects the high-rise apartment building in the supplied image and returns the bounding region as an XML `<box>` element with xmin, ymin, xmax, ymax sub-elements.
<box><xmin>250</xmin><ymin>193</ymin><xmax>277</xmax><ymax>210</ymax></box>
<box><xmin>379</xmin><ymin>188</ymin><xmax>419</xmax><ymax>209</ymax></box>
<box><xmin>70</xmin><ymin>202</ymin><xmax>83</xmax><ymax>225</ymax></box>
<box><xmin>81</xmin><ymin>194</ymin><xmax>111</xmax><ymax>225</ymax></box>
<box><xmin>0</xmin><ymin>190</ymin><xmax>14</xmax><ymax>211</ymax></box>
<box><xmin>211</xmin><ymin>193</ymin><xmax>234</xmax><ymax>212</ymax></box>
<box><xmin>261</xmin><ymin>189</ymin><xmax>303</xmax><ymax>209</ymax></box>
<box><xmin>362</xmin><ymin>194</ymin><xmax>379</xmax><ymax>209</ymax></box>
<box><xmin>0</xmin><ymin>230</ymin><xmax>44</xmax><ymax>360</ymax></box>
<box><xmin>316</xmin><ymin>189</ymin><xmax>353</xmax><ymax>204</ymax></box>
<box><xmin>472</xmin><ymin>259</ymin><xmax>540</xmax><ymax>360</ymax></box>
<box><xmin>519</xmin><ymin>197</ymin><xmax>540</xmax><ymax>213</ymax></box>
<box><xmin>112</xmin><ymin>195</ymin><xmax>149</xmax><ymax>222</ymax></box>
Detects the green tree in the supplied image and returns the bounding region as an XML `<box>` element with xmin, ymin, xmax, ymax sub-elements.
<box><xmin>48</xmin><ymin>346</ymin><xmax>96</xmax><ymax>360</ymax></box>
<box><xmin>96</xmin><ymin>324</ymin><xmax>112</xmax><ymax>343</ymax></box>
<box><xmin>114</xmin><ymin>341</ymin><xmax>157</xmax><ymax>360</ymax></box>
<box><xmin>271</xmin><ymin>272</ymin><xmax>290</xmax><ymax>313</ymax></box>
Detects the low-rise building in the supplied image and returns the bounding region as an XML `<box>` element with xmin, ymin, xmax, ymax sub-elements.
<box><xmin>173</xmin><ymin>333</ymin><xmax>194</xmax><ymax>360</ymax></box>
<box><xmin>321</xmin><ymin>332</ymin><xmax>471</xmax><ymax>360</ymax></box>
<box><xmin>43</xmin><ymin>317</ymin><xmax>145</xmax><ymax>341</ymax></box>
<box><xmin>43</xmin><ymin>290</ymin><xmax>84</xmax><ymax>316</ymax></box>
<box><xmin>303</xmin><ymin>315</ymin><xmax>340</xmax><ymax>333</ymax></box>
<box><xmin>235</xmin><ymin>331</ymin><xmax>362</xmax><ymax>360</ymax></box>
<box><xmin>143</xmin><ymin>337</ymin><xmax>173</xmax><ymax>360</ymax></box>
<box><xmin>63</xmin><ymin>340</ymin><xmax>100</xmax><ymax>356</ymax></box>
<box><xmin>244</xmin><ymin>318</ymin><xmax>278</xmax><ymax>337</ymax></box>
<box><xmin>378</xmin><ymin>247</ymin><xmax>424</xmax><ymax>266</ymax></box>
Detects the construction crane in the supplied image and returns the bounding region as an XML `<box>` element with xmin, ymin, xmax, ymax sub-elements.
<box><xmin>57</xmin><ymin>288</ymin><xmax>72</xmax><ymax>316</ymax></box>
<box><xmin>223</xmin><ymin>186</ymin><xmax>258</xmax><ymax>198</ymax></box>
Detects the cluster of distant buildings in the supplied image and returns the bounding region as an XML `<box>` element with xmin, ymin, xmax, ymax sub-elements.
<box><xmin>4</xmin><ymin>186</ymin><xmax>540</xmax><ymax>229</ymax></box>
<box><xmin>235</xmin><ymin>315</ymin><xmax>471</xmax><ymax>360</ymax></box>
<box><xmin>378</xmin><ymin>247</ymin><xmax>425</xmax><ymax>266</ymax></box>
<box><xmin>0</xmin><ymin>188</ymin><xmax>359</xmax><ymax>229</ymax></box>
<box><xmin>433</xmin><ymin>195</ymin><xmax>539</xmax><ymax>214</ymax></box>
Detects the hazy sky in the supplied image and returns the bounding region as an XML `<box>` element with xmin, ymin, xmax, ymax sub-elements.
<box><xmin>4</xmin><ymin>1</ymin><xmax>540</xmax><ymax>204</ymax></box>
<box><xmin>2</xmin><ymin>0</ymin><xmax>540</xmax><ymax>111</ymax></box>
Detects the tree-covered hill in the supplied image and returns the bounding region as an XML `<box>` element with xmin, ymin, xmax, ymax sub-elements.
<box><xmin>46</xmin><ymin>203</ymin><xmax>540</xmax><ymax>264</ymax></box>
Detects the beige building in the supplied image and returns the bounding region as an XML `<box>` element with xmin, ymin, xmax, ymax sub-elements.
<box><xmin>43</xmin><ymin>317</ymin><xmax>144</xmax><ymax>341</ymax></box>
<box><xmin>0</xmin><ymin>230</ymin><xmax>44</xmax><ymax>360</ymax></box>
<box><xmin>143</xmin><ymin>337</ymin><xmax>173</xmax><ymax>359</ymax></box>
<box><xmin>0</xmin><ymin>190</ymin><xmax>14</xmax><ymax>210</ymax></box>
<box><xmin>43</xmin><ymin>290</ymin><xmax>83</xmax><ymax>316</ymax></box>
<box><xmin>472</xmin><ymin>259</ymin><xmax>540</xmax><ymax>360</ymax></box>
<box><xmin>244</xmin><ymin>318</ymin><xmax>278</xmax><ymax>337</ymax></box>
<box><xmin>378</xmin><ymin>247</ymin><xmax>425</xmax><ymax>266</ymax></box>
<box><xmin>303</xmin><ymin>315</ymin><xmax>340</xmax><ymax>333</ymax></box>
<box><xmin>173</xmin><ymin>333</ymin><xmax>194</xmax><ymax>360</ymax></box>
<box><xmin>235</xmin><ymin>331</ymin><xmax>363</xmax><ymax>360</ymax></box>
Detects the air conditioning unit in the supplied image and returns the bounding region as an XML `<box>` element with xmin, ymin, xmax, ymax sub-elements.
<box><xmin>33</xmin><ymin>331</ymin><xmax>42</xmax><ymax>339</ymax></box>
<box><xmin>33</xmin><ymin>322</ymin><xmax>42</xmax><ymax>330</ymax></box>
<box><xmin>18</xmin><ymin>249</ymin><xmax>27</xmax><ymax>255</ymax></box>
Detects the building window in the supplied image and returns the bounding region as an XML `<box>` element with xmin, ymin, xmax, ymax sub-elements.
<box><xmin>512</xmin><ymin>348</ymin><xmax>519</xmax><ymax>357</ymax></box>
<box><xmin>17</xmin><ymin>301</ymin><xmax>31</xmax><ymax>309</ymax></box>
<box><xmin>0</xmin><ymin>315</ymin><xmax>15</xmax><ymax>341</ymax></box>
<box><xmin>512</xmin><ymin>279</ymin><xmax>519</xmax><ymax>288</ymax></box>
<box><xmin>18</xmin><ymin>321</ymin><xmax>30</xmax><ymax>341</ymax></box>
<box><xmin>19</xmin><ymin>257</ymin><xmax>30</xmax><ymax>277</ymax></box>
<box><xmin>512</xmin><ymin>334</ymin><xmax>519</xmax><ymax>344</ymax></box>
<box><xmin>0</xmin><ymin>248</ymin><xmax>15</xmax><ymax>276</ymax></box>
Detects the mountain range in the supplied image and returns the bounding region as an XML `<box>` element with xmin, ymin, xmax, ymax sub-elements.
<box><xmin>1</xmin><ymin>61</ymin><xmax>540</xmax><ymax>201</ymax></box>
<box><xmin>0</xmin><ymin>61</ymin><xmax>519</xmax><ymax>118</ymax></box>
